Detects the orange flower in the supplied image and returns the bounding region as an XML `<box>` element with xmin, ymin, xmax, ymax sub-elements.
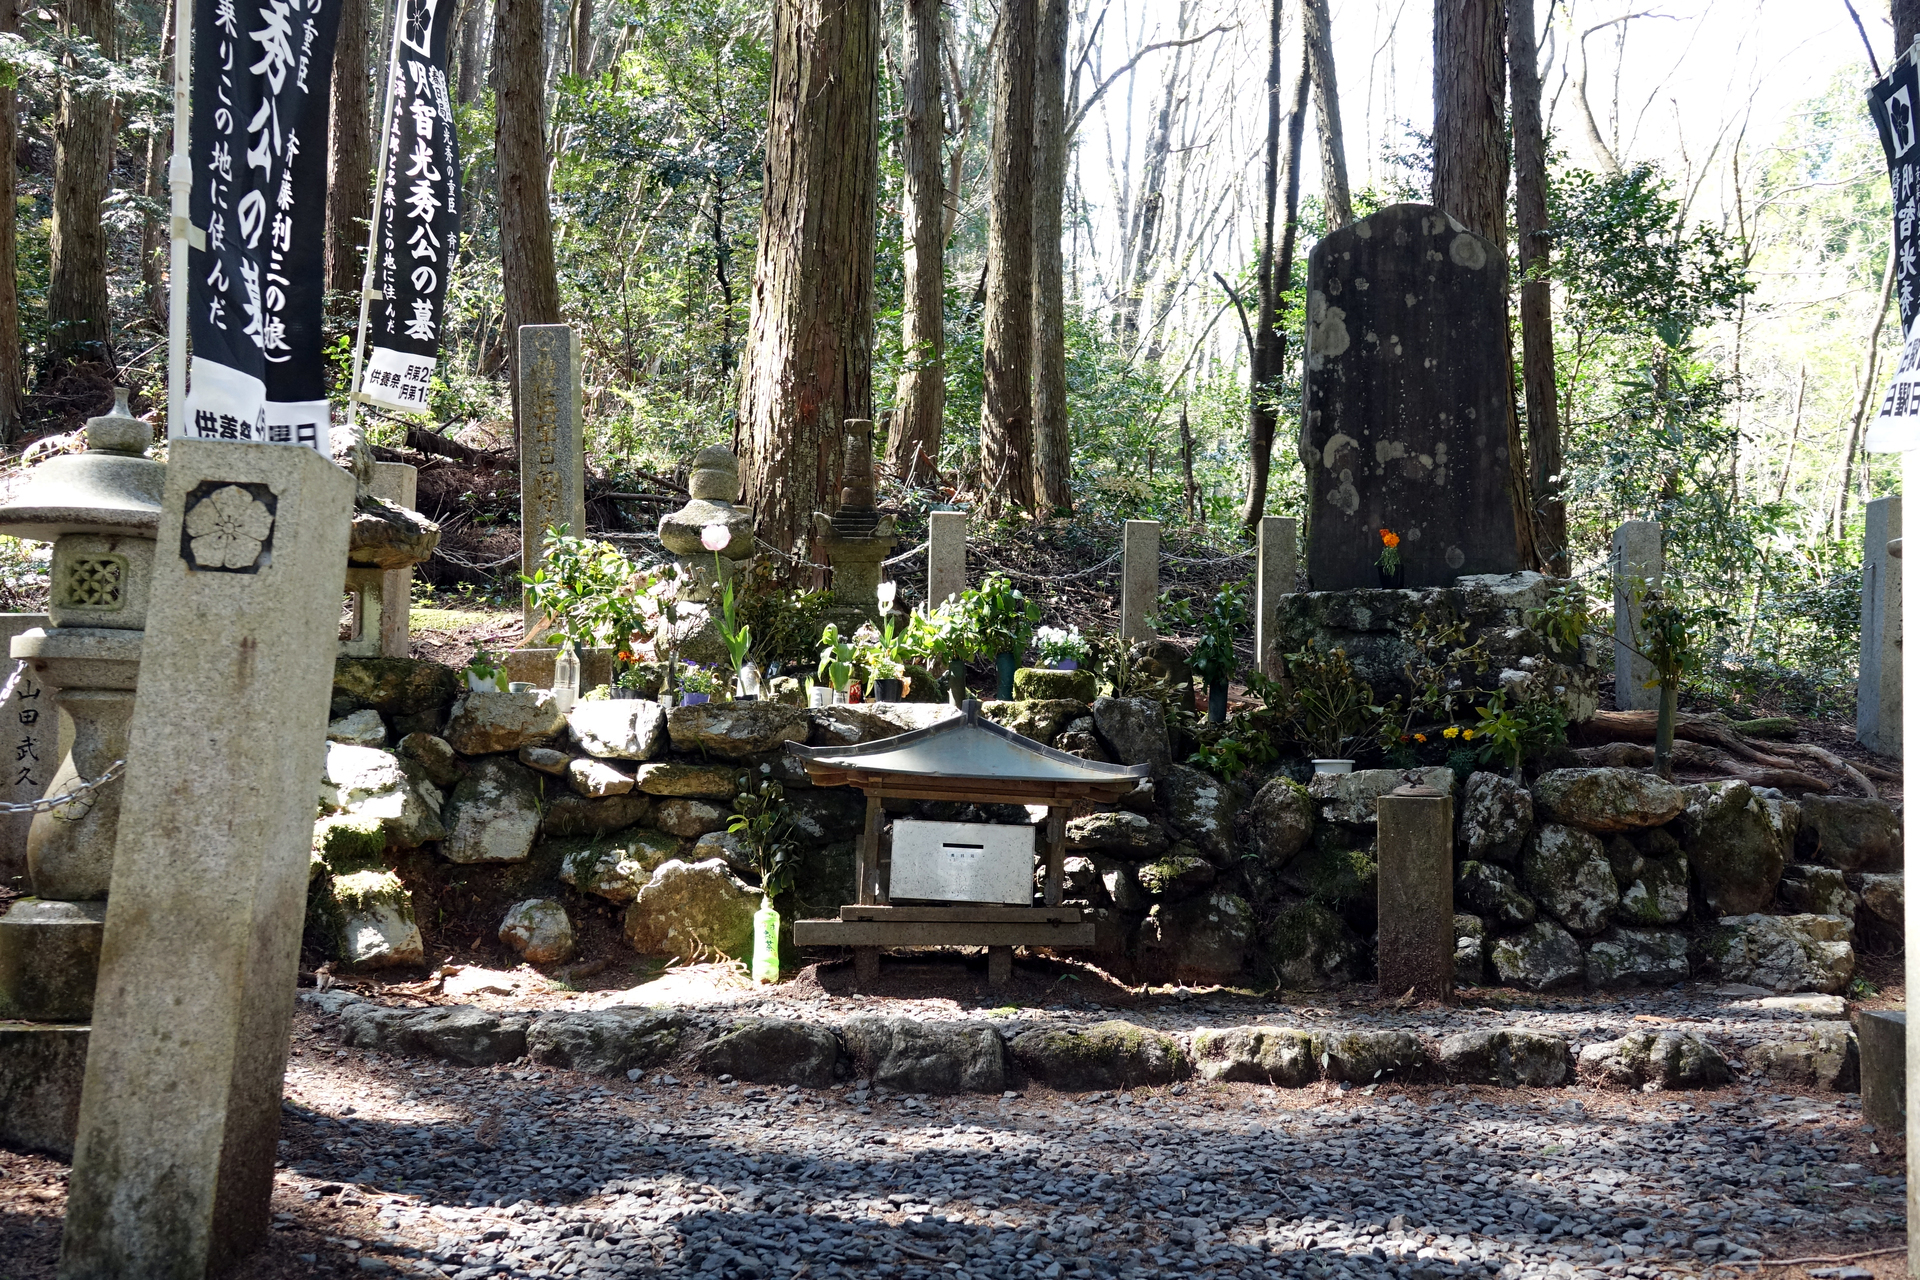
<box><xmin>1414</xmin><ymin>733</ymin><xmax>1427</xmax><ymax>744</ymax></box>
<box><xmin>1380</xmin><ymin>528</ymin><xmax>1400</xmax><ymax>549</ymax></box>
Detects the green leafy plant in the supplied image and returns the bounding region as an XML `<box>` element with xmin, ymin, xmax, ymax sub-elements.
<box><xmin>1616</xmin><ymin>578</ymin><xmax>1733</xmax><ymax>778</ymax></box>
<box><xmin>679</xmin><ymin>664</ymin><xmax>723</xmax><ymax>696</ymax></box>
<box><xmin>729</xmin><ymin>779</ymin><xmax>798</xmax><ymax>901</ymax></box>
<box><xmin>1471</xmin><ymin>688</ymin><xmax>1570</xmax><ymax>779</ymax></box>
<box><xmin>816</xmin><ymin>623</ymin><xmax>857</xmax><ymax>694</ymax></box>
<box><xmin>519</xmin><ymin>526</ymin><xmax>645</xmax><ymax>651</ymax></box>
<box><xmin>1151</xmin><ymin>582</ymin><xmax>1248</xmax><ymax>688</ymax></box>
<box><xmin>965</xmin><ymin>572</ymin><xmax>1041</xmax><ymax>657</ymax></box>
<box><xmin>909</xmin><ymin>600</ymin><xmax>982</xmax><ymax>699</ymax></box>
<box><xmin>1034</xmin><ymin>624</ymin><xmax>1090</xmax><ymax>665</ymax></box>
<box><xmin>1527</xmin><ymin>581</ymin><xmax>1597</xmax><ymax>658</ymax></box>
<box><xmin>464</xmin><ymin>646</ymin><xmax>508</xmax><ymax>692</ymax></box>
<box><xmin>855</xmin><ymin>616</ymin><xmax>911</xmax><ymax>681</ymax></box>
<box><xmin>1270</xmin><ymin>640</ymin><xmax>1386</xmax><ymax>761</ymax></box>
<box><xmin>715</xmin><ymin>575</ymin><xmax>753</xmax><ymax>674</ymax></box>
<box><xmin>1378</xmin><ymin>616</ymin><xmax>1489</xmax><ymax>748</ymax></box>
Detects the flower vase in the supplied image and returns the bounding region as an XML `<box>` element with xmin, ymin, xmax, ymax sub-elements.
<box><xmin>1312</xmin><ymin>759</ymin><xmax>1355</xmax><ymax>775</ymax></box>
<box><xmin>682</xmin><ymin>691</ymin><xmax>710</xmax><ymax>706</ymax></box>
<box><xmin>948</xmin><ymin>669</ymin><xmax>968</xmax><ymax>707</ymax></box>
<box><xmin>875</xmin><ymin>678</ymin><xmax>904</xmax><ymax>702</ymax></box>
<box><xmin>1050</xmin><ymin>658</ymin><xmax>1079</xmax><ymax>671</ymax></box>
<box><xmin>1207</xmin><ymin>683</ymin><xmax>1228</xmax><ymax>724</ymax></box>
<box><xmin>1377</xmin><ymin>562</ymin><xmax>1404</xmax><ymax>589</ymax></box>
<box><xmin>994</xmin><ymin>652</ymin><xmax>1017</xmax><ymax>699</ymax></box>
<box><xmin>751</xmin><ymin>896</ymin><xmax>781</xmax><ymax>984</ymax></box>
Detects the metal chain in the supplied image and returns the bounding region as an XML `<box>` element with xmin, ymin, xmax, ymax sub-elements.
<box><xmin>0</xmin><ymin>758</ymin><xmax>128</xmax><ymax>818</ymax></box>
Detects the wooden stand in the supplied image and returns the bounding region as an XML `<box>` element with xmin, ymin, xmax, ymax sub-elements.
<box><xmin>793</xmin><ymin>905</ymin><xmax>1095</xmax><ymax>989</ymax></box>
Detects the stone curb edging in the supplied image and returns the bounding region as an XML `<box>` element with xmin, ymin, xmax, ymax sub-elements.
<box><xmin>302</xmin><ymin>991</ymin><xmax>1856</xmax><ymax>1096</ymax></box>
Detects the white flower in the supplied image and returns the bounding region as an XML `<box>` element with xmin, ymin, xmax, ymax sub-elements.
<box><xmin>185</xmin><ymin>485</ymin><xmax>272</xmax><ymax>569</ymax></box>
<box><xmin>701</xmin><ymin>524</ymin><xmax>731</xmax><ymax>553</ymax></box>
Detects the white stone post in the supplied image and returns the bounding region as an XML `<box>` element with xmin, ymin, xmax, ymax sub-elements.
<box><xmin>1904</xmin><ymin>451</ymin><xmax>1920</xmax><ymax>1280</ymax></box>
<box><xmin>59</xmin><ymin>441</ymin><xmax>354</xmax><ymax>1279</ymax></box>
<box><xmin>1860</xmin><ymin>496</ymin><xmax>1903</xmax><ymax>757</ymax></box>
<box><xmin>1611</xmin><ymin>520</ymin><xmax>1662</xmax><ymax>712</ymax></box>
<box><xmin>0</xmin><ymin>612</ymin><xmax>50</xmax><ymax>891</ymax></box>
<box><xmin>927</xmin><ymin>510</ymin><xmax>967</xmax><ymax>607</ymax></box>
<box><xmin>1255</xmin><ymin>516</ymin><xmax>1296</xmax><ymax>679</ymax></box>
<box><xmin>371</xmin><ymin>461</ymin><xmax>419</xmax><ymax>659</ymax></box>
<box><xmin>1120</xmin><ymin>519</ymin><xmax>1161</xmax><ymax>641</ymax></box>
<box><xmin>517</xmin><ymin>324</ymin><xmax>586</xmax><ymax>633</ymax></box>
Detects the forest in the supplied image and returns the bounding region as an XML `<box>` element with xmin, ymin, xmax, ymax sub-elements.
<box><xmin>3</xmin><ymin>0</ymin><xmax>1911</xmax><ymax>717</ymax></box>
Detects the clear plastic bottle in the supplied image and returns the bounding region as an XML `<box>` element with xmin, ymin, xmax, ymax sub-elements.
<box><xmin>552</xmin><ymin>641</ymin><xmax>580</xmax><ymax>713</ymax></box>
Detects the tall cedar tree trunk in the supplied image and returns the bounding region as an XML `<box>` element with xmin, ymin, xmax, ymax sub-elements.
<box><xmin>326</xmin><ymin>0</ymin><xmax>373</xmax><ymax>300</ymax></box>
<box><xmin>1029</xmin><ymin>0</ymin><xmax>1071</xmax><ymax>512</ymax></box>
<box><xmin>1432</xmin><ymin>0</ymin><xmax>1539</xmax><ymax>569</ymax></box>
<box><xmin>139</xmin><ymin>0</ymin><xmax>174</xmax><ymax>326</ymax></box>
<box><xmin>457</xmin><ymin>0</ymin><xmax>486</xmax><ymax>104</ymax></box>
<box><xmin>888</xmin><ymin>0</ymin><xmax>945</xmax><ymax>488</ymax></box>
<box><xmin>1302</xmin><ymin>0</ymin><xmax>1350</xmax><ymax>230</ymax></box>
<box><xmin>1239</xmin><ymin>15</ymin><xmax>1307</xmax><ymax>530</ymax></box>
<box><xmin>1899</xmin><ymin>0</ymin><xmax>1920</xmax><ymax>59</ymax></box>
<box><xmin>736</xmin><ymin>0</ymin><xmax>878</xmax><ymax>555</ymax></box>
<box><xmin>47</xmin><ymin>0</ymin><xmax>116</xmax><ymax>363</ymax></box>
<box><xmin>979</xmin><ymin>0</ymin><xmax>1037</xmax><ymax>513</ymax></box>
<box><xmin>1509</xmin><ymin>0</ymin><xmax>1563</xmax><ymax>572</ymax></box>
<box><xmin>495</xmin><ymin>0</ymin><xmax>564</xmax><ymax>425</ymax></box>
<box><xmin>0</xmin><ymin>0</ymin><xmax>19</xmax><ymax>440</ymax></box>
<box><xmin>571</xmin><ymin>0</ymin><xmax>594</xmax><ymax>77</ymax></box>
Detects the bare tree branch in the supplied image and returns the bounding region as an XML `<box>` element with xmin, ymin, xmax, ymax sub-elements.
<box><xmin>1066</xmin><ymin>24</ymin><xmax>1232</xmax><ymax>139</ymax></box>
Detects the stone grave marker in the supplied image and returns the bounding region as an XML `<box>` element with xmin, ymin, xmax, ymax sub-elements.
<box><xmin>1301</xmin><ymin>203</ymin><xmax>1519</xmax><ymax>590</ymax></box>
<box><xmin>370</xmin><ymin>461</ymin><xmax>419</xmax><ymax>659</ymax></box>
<box><xmin>928</xmin><ymin>509</ymin><xmax>967</xmax><ymax>606</ymax></box>
<box><xmin>1612</xmin><ymin>520</ymin><xmax>1662</xmax><ymax>713</ymax></box>
<box><xmin>1860</xmin><ymin>496</ymin><xmax>1902</xmax><ymax>757</ymax></box>
<box><xmin>1255</xmin><ymin>516</ymin><xmax>1296</xmax><ymax>678</ymax></box>
<box><xmin>0</xmin><ymin>612</ymin><xmax>50</xmax><ymax>891</ymax></box>
<box><xmin>518</xmin><ymin>324</ymin><xmax>586</xmax><ymax>633</ymax></box>
<box><xmin>58</xmin><ymin>440</ymin><xmax>353</xmax><ymax>1278</ymax></box>
<box><xmin>1376</xmin><ymin>783</ymin><xmax>1454</xmax><ymax>1002</ymax></box>
<box><xmin>1121</xmin><ymin>520</ymin><xmax>1160</xmax><ymax>640</ymax></box>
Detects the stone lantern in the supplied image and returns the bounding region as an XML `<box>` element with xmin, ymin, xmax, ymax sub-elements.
<box><xmin>658</xmin><ymin>444</ymin><xmax>753</xmax><ymax>601</ymax></box>
<box><xmin>0</xmin><ymin>390</ymin><xmax>162</xmax><ymax>1022</ymax></box>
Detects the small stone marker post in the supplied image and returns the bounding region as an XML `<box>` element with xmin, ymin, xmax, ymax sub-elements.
<box><xmin>1255</xmin><ymin>516</ymin><xmax>1296</xmax><ymax>679</ymax></box>
<box><xmin>0</xmin><ymin>612</ymin><xmax>50</xmax><ymax>890</ymax></box>
<box><xmin>370</xmin><ymin>462</ymin><xmax>419</xmax><ymax>659</ymax></box>
<box><xmin>1858</xmin><ymin>1008</ymin><xmax>1906</xmax><ymax>1132</ymax></box>
<box><xmin>1376</xmin><ymin>783</ymin><xmax>1454</xmax><ymax>1002</ymax></box>
<box><xmin>1860</xmin><ymin>496</ymin><xmax>1902</xmax><ymax>757</ymax></box>
<box><xmin>518</xmin><ymin>324</ymin><xmax>586</xmax><ymax>633</ymax></box>
<box><xmin>59</xmin><ymin>440</ymin><xmax>353</xmax><ymax>1279</ymax></box>
<box><xmin>1611</xmin><ymin>520</ymin><xmax>1662</xmax><ymax>712</ymax></box>
<box><xmin>1903</xmin><ymin>451</ymin><xmax>1920</xmax><ymax>1280</ymax></box>
<box><xmin>927</xmin><ymin>510</ymin><xmax>967</xmax><ymax>606</ymax></box>
<box><xmin>1300</xmin><ymin>204</ymin><xmax>1519</xmax><ymax>590</ymax></box>
<box><xmin>1120</xmin><ymin>519</ymin><xmax>1160</xmax><ymax>640</ymax></box>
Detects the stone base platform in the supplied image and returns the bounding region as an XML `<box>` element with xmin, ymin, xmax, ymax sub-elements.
<box><xmin>0</xmin><ymin>1021</ymin><xmax>87</xmax><ymax>1158</ymax></box>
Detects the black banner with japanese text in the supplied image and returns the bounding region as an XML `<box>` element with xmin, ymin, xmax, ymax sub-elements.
<box><xmin>1868</xmin><ymin>57</ymin><xmax>1920</xmax><ymax>450</ymax></box>
<box><xmin>184</xmin><ymin>0</ymin><xmax>344</xmax><ymax>451</ymax></box>
<box><xmin>358</xmin><ymin>0</ymin><xmax>461</xmax><ymax>413</ymax></box>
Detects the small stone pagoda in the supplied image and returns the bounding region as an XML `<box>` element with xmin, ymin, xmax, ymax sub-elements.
<box><xmin>659</xmin><ymin>444</ymin><xmax>753</xmax><ymax>602</ymax></box>
<box><xmin>811</xmin><ymin>420</ymin><xmax>895</xmax><ymax>624</ymax></box>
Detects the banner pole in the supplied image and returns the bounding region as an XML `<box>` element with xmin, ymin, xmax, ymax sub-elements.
<box><xmin>346</xmin><ymin>0</ymin><xmax>409</xmax><ymax>447</ymax></box>
<box><xmin>166</xmin><ymin>0</ymin><xmax>192</xmax><ymax>433</ymax></box>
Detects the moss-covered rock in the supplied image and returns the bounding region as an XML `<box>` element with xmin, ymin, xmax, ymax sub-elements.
<box><xmin>1265</xmin><ymin>901</ymin><xmax>1360</xmax><ymax>989</ymax></box>
<box><xmin>1192</xmin><ymin>1027</ymin><xmax>1317</xmax><ymax>1086</ymax></box>
<box><xmin>1454</xmin><ymin>860</ymin><xmax>1536</xmax><ymax>928</ymax></box>
<box><xmin>1747</xmin><ymin>1026</ymin><xmax>1858</xmax><ymax>1091</ymax></box>
<box><xmin>1578</xmin><ymin>1030</ymin><xmax>1729</xmax><ymax>1090</ymax></box>
<box><xmin>327</xmin><ymin>869</ymin><xmax>424</xmax><ymax>970</ymax></box>
<box><xmin>443</xmin><ymin>757</ymin><xmax>544</xmax><ymax>863</ymax></box>
<box><xmin>622</xmin><ymin>858</ymin><xmax>761</xmax><ymax>961</ymax></box>
<box><xmin>552</xmin><ymin>828</ymin><xmax>685</xmax><ymax>902</ymax></box>
<box><xmin>1136</xmin><ymin>892</ymin><xmax>1252</xmax><ymax>983</ymax></box>
<box><xmin>314</xmin><ymin>813</ymin><xmax>387</xmax><ymax>875</ymax></box>
<box><xmin>499</xmin><ymin>898</ymin><xmax>575</xmax><ymax>965</ymax></box>
<box><xmin>1699</xmin><ymin>912</ymin><xmax>1854</xmax><ymax>994</ymax></box>
<box><xmin>1796</xmin><ymin>796</ymin><xmax>1901</xmax><ymax>872</ymax></box>
<box><xmin>1778</xmin><ymin>864</ymin><xmax>1859</xmax><ymax>919</ymax></box>
<box><xmin>1065</xmin><ymin>810</ymin><xmax>1170</xmax><ymax>860</ymax></box>
<box><xmin>540</xmin><ymin>790</ymin><xmax>652</xmax><ymax>839</ymax></box>
<box><xmin>1531</xmin><ymin>768</ymin><xmax>1685</xmax><ymax>832</ymax></box>
<box><xmin>1615</xmin><ymin>852</ymin><xmax>1688</xmax><ymax>925</ymax></box>
<box><xmin>666</xmin><ymin>701</ymin><xmax>809</xmax><ymax>760</ymax></box>
<box><xmin>983</xmin><ymin>696</ymin><xmax>1088</xmax><ymax>746</ymax></box>
<box><xmin>1520</xmin><ymin>824</ymin><xmax>1618</xmax><ymax>935</ymax></box>
<box><xmin>1583</xmin><ymin>927</ymin><xmax>1689</xmax><ymax>988</ymax></box>
<box><xmin>1436</xmin><ymin>1029</ymin><xmax>1571</xmax><ymax>1087</ymax></box>
<box><xmin>1453</xmin><ymin>913</ymin><xmax>1487</xmax><ymax>984</ymax></box>
<box><xmin>445</xmin><ymin>689</ymin><xmax>568</xmax><ymax>756</ymax></box>
<box><xmin>1681</xmin><ymin>781</ymin><xmax>1790</xmax><ymax>915</ymax></box>
<box><xmin>1246</xmin><ymin>775</ymin><xmax>1314</xmax><ymax>866</ymax></box>
<box><xmin>1489</xmin><ymin>921</ymin><xmax>1583</xmax><ymax>990</ymax></box>
<box><xmin>1135</xmin><ymin>851</ymin><xmax>1215</xmax><ymax>899</ymax></box>
<box><xmin>1313</xmin><ymin>1029</ymin><xmax>1425</xmax><ymax>1082</ymax></box>
<box><xmin>1460</xmin><ymin>772</ymin><xmax>1532</xmax><ymax>864</ymax></box>
<box><xmin>333</xmin><ymin>656</ymin><xmax>460</xmax><ymax>716</ymax></box>
<box><xmin>1011</xmin><ymin>668</ymin><xmax>1098</xmax><ymax>704</ymax></box>
<box><xmin>1009</xmin><ymin>1020</ymin><xmax>1190</xmax><ymax>1090</ymax></box>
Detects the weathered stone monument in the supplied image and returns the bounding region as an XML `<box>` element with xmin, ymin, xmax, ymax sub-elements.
<box><xmin>341</xmin><ymin>470</ymin><xmax>438</xmax><ymax>659</ymax></box>
<box><xmin>371</xmin><ymin>461</ymin><xmax>419</xmax><ymax>658</ymax></box>
<box><xmin>658</xmin><ymin>444</ymin><xmax>753</xmax><ymax>601</ymax></box>
<box><xmin>1120</xmin><ymin>519</ymin><xmax>1160</xmax><ymax>640</ymax></box>
<box><xmin>0</xmin><ymin>611</ymin><xmax>52</xmax><ymax>891</ymax></box>
<box><xmin>1860</xmin><ymin>496</ymin><xmax>1902</xmax><ymax>756</ymax></box>
<box><xmin>1255</xmin><ymin>515</ymin><xmax>1297</xmax><ymax>678</ymax></box>
<box><xmin>518</xmin><ymin>324</ymin><xmax>587</xmax><ymax>631</ymax></box>
<box><xmin>812</xmin><ymin>420</ymin><xmax>896</xmax><ymax>621</ymax></box>
<box><xmin>1612</xmin><ymin>520</ymin><xmax>1662</xmax><ymax>712</ymax></box>
<box><xmin>927</xmin><ymin>509</ymin><xmax>967</xmax><ymax>606</ymax></box>
<box><xmin>59</xmin><ymin>440</ymin><xmax>353</xmax><ymax>1278</ymax></box>
<box><xmin>1300</xmin><ymin>204</ymin><xmax>1519</xmax><ymax>590</ymax></box>
<box><xmin>1376</xmin><ymin>782</ymin><xmax>1454</xmax><ymax>1002</ymax></box>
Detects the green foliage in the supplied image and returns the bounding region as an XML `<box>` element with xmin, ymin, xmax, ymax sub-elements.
<box><xmin>1526</xmin><ymin>582</ymin><xmax>1596</xmax><ymax>659</ymax></box>
<box><xmin>966</xmin><ymin>573</ymin><xmax>1042</xmax><ymax>656</ymax></box>
<box><xmin>1471</xmin><ymin>689</ymin><xmax>1569</xmax><ymax>776</ymax></box>
<box><xmin>715</xmin><ymin>576</ymin><xmax>752</xmax><ymax>672</ymax></box>
<box><xmin>679</xmin><ymin>664</ymin><xmax>723</xmax><ymax>696</ymax></box>
<box><xmin>1264</xmin><ymin>641</ymin><xmax>1386</xmax><ymax>762</ymax></box>
<box><xmin>729</xmin><ymin>779</ymin><xmax>797</xmax><ymax>900</ymax></box>
<box><xmin>520</xmin><ymin>527</ymin><xmax>644</xmax><ymax>650</ymax></box>
<box><xmin>816</xmin><ymin>624</ymin><xmax>857</xmax><ymax>693</ymax></box>
<box><xmin>1151</xmin><ymin>582</ymin><xmax>1248</xmax><ymax>687</ymax></box>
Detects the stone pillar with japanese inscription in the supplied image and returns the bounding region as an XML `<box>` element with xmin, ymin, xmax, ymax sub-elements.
<box><xmin>1300</xmin><ymin>204</ymin><xmax>1519</xmax><ymax>590</ymax></box>
<box><xmin>0</xmin><ymin>612</ymin><xmax>52</xmax><ymax>893</ymax></box>
<box><xmin>518</xmin><ymin>324</ymin><xmax>587</xmax><ymax>632</ymax></box>
<box><xmin>59</xmin><ymin>439</ymin><xmax>353</xmax><ymax>1279</ymax></box>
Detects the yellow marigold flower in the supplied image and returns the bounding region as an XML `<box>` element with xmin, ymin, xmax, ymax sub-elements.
<box><xmin>1462</xmin><ymin>729</ymin><xmax>1475</xmax><ymax>741</ymax></box>
<box><xmin>1442</xmin><ymin>726</ymin><xmax>1460</xmax><ymax>739</ymax></box>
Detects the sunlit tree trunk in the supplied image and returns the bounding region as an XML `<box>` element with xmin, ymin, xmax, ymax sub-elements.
<box><xmin>1302</xmin><ymin>0</ymin><xmax>1350</xmax><ymax>230</ymax></box>
<box><xmin>1029</xmin><ymin>0</ymin><xmax>1071</xmax><ymax>513</ymax></box>
<box><xmin>1117</xmin><ymin>5</ymin><xmax>1185</xmax><ymax>346</ymax></box>
<box><xmin>736</xmin><ymin>0</ymin><xmax>878</xmax><ymax>555</ymax></box>
<box><xmin>326</xmin><ymin>0</ymin><xmax>373</xmax><ymax>300</ymax></box>
<box><xmin>457</xmin><ymin>0</ymin><xmax>486</xmax><ymax>104</ymax></box>
<box><xmin>496</xmin><ymin>0</ymin><xmax>564</xmax><ymax>424</ymax></box>
<box><xmin>888</xmin><ymin>0</ymin><xmax>944</xmax><ymax>488</ymax></box>
<box><xmin>138</xmin><ymin>0</ymin><xmax>174</xmax><ymax>327</ymax></box>
<box><xmin>979</xmin><ymin>0</ymin><xmax>1037</xmax><ymax>513</ymax></box>
<box><xmin>47</xmin><ymin>0</ymin><xmax>116</xmax><ymax>363</ymax></box>
<box><xmin>1898</xmin><ymin>0</ymin><xmax>1919</xmax><ymax>59</ymax></box>
<box><xmin>0</xmin><ymin>0</ymin><xmax>20</xmax><ymax>440</ymax></box>
<box><xmin>570</xmin><ymin>0</ymin><xmax>594</xmax><ymax>77</ymax></box>
<box><xmin>1510</xmin><ymin>0</ymin><xmax>1563</xmax><ymax>572</ymax></box>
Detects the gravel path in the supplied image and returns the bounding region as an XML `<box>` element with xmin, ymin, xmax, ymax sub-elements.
<box><xmin>1</xmin><ymin>973</ymin><xmax>1909</xmax><ymax>1280</ymax></box>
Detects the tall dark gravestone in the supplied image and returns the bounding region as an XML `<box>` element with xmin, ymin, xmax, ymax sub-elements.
<box><xmin>1301</xmin><ymin>203</ymin><xmax>1519</xmax><ymax>590</ymax></box>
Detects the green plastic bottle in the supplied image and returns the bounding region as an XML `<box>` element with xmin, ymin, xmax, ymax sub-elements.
<box><xmin>751</xmin><ymin>896</ymin><xmax>781</xmax><ymax>984</ymax></box>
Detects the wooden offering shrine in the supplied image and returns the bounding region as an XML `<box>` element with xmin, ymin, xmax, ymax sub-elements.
<box><xmin>787</xmin><ymin>700</ymin><xmax>1149</xmax><ymax>986</ymax></box>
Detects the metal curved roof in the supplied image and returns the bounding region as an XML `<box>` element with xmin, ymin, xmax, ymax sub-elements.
<box><xmin>786</xmin><ymin>700</ymin><xmax>1149</xmax><ymax>785</ymax></box>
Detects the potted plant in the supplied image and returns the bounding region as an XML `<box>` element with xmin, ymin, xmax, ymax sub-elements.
<box><xmin>728</xmin><ymin>778</ymin><xmax>798</xmax><ymax>985</ymax></box>
<box><xmin>966</xmin><ymin>573</ymin><xmax>1041</xmax><ymax>699</ymax></box>
<box><xmin>465</xmin><ymin>647</ymin><xmax>508</xmax><ymax>693</ymax></box>
<box><xmin>521</xmin><ymin>527</ymin><xmax>647</xmax><ymax>684</ymax></box>
<box><xmin>704</xmin><ymin>524</ymin><xmax>757</xmax><ymax>697</ymax></box>
<box><xmin>1376</xmin><ymin>527</ymin><xmax>1404</xmax><ymax>589</ymax></box>
<box><xmin>856</xmin><ymin>616</ymin><xmax>910</xmax><ymax>701</ymax></box>
<box><xmin>1151</xmin><ymin>585</ymin><xmax>1247</xmax><ymax>723</ymax></box>
<box><xmin>1276</xmin><ymin>639</ymin><xmax>1383</xmax><ymax>772</ymax></box>
<box><xmin>679</xmin><ymin>664</ymin><xmax>722</xmax><ymax>705</ymax></box>
<box><xmin>910</xmin><ymin>600</ymin><xmax>981</xmax><ymax>706</ymax></box>
<box><xmin>611</xmin><ymin>665</ymin><xmax>654</xmax><ymax>700</ymax></box>
<box><xmin>817</xmin><ymin>623</ymin><xmax>857</xmax><ymax>704</ymax></box>
<box><xmin>1034</xmin><ymin>624</ymin><xmax>1089</xmax><ymax>670</ymax></box>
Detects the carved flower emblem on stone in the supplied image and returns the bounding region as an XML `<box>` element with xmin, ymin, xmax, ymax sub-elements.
<box><xmin>185</xmin><ymin>484</ymin><xmax>273</xmax><ymax>569</ymax></box>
